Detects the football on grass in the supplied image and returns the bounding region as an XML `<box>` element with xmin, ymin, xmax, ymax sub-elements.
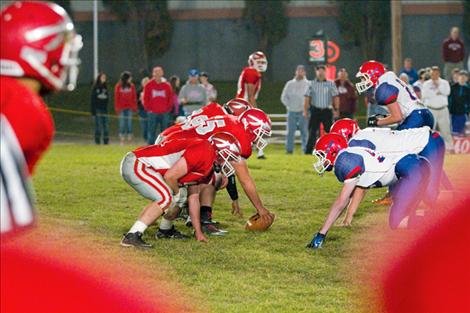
<box><xmin>245</xmin><ymin>213</ymin><xmax>275</xmax><ymax>231</ymax></box>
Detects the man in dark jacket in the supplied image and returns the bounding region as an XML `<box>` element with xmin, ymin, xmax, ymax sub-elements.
<box><xmin>449</xmin><ymin>70</ymin><xmax>470</xmax><ymax>136</ymax></box>
<box><xmin>334</xmin><ymin>68</ymin><xmax>357</xmax><ymax>119</ymax></box>
<box><xmin>442</xmin><ymin>27</ymin><xmax>465</xmax><ymax>81</ymax></box>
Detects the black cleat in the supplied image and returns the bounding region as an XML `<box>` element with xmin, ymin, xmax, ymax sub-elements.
<box><xmin>257</xmin><ymin>155</ymin><xmax>266</xmax><ymax>160</ymax></box>
<box><xmin>156</xmin><ymin>226</ymin><xmax>189</xmax><ymax>240</ymax></box>
<box><xmin>120</xmin><ymin>232</ymin><xmax>152</xmax><ymax>248</ymax></box>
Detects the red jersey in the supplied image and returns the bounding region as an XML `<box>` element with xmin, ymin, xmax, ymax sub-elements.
<box><xmin>133</xmin><ymin>138</ymin><xmax>216</xmax><ymax>185</ymax></box>
<box><xmin>165</xmin><ymin>115</ymin><xmax>254</xmax><ymax>159</ymax></box>
<box><xmin>0</xmin><ymin>77</ymin><xmax>54</xmax><ymax>174</ymax></box>
<box><xmin>143</xmin><ymin>79</ymin><xmax>173</xmax><ymax>114</ymax></box>
<box><xmin>236</xmin><ymin>67</ymin><xmax>262</xmax><ymax>101</ymax></box>
<box><xmin>114</xmin><ymin>82</ymin><xmax>137</xmax><ymax>114</ymax></box>
<box><xmin>160</xmin><ymin>102</ymin><xmax>227</xmax><ymax>139</ymax></box>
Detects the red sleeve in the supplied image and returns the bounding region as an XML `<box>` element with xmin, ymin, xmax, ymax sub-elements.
<box><xmin>114</xmin><ymin>84</ymin><xmax>121</xmax><ymax>114</ymax></box>
<box><xmin>244</xmin><ymin>69</ymin><xmax>259</xmax><ymax>85</ymax></box>
<box><xmin>143</xmin><ymin>83</ymin><xmax>150</xmax><ymax>111</ymax></box>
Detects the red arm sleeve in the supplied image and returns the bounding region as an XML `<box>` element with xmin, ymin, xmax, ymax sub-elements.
<box><xmin>143</xmin><ymin>83</ymin><xmax>150</xmax><ymax>111</ymax></box>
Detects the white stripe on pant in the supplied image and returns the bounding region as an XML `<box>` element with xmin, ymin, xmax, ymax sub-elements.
<box><xmin>120</xmin><ymin>152</ymin><xmax>172</xmax><ymax>208</ymax></box>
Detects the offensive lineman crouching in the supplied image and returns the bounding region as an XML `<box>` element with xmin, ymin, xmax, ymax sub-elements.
<box><xmin>120</xmin><ymin>133</ymin><xmax>241</xmax><ymax>248</ymax></box>
<box><xmin>307</xmin><ymin>133</ymin><xmax>434</xmax><ymax>249</ymax></box>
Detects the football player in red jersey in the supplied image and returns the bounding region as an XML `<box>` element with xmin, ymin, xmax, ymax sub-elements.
<box><xmin>237</xmin><ymin>51</ymin><xmax>268</xmax><ymax>159</ymax></box>
<box><xmin>120</xmin><ymin>133</ymin><xmax>242</xmax><ymax>246</ymax></box>
<box><xmin>161</xmin><ymin>109</ymin><xmax>274</xmax><ymax>232</ymax></box>
<box><xmin>157</xmin><ymin>97</ymin><xmax>250</xmax><ymax>144</ymax></box>
<box><xmin>0</xmin><ymin>1</ymin><xmax>82</xmax><ymax>234</ymax></box>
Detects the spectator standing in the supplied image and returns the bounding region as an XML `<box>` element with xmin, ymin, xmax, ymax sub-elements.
<box><xmin>137</xmin><ymin>77</ymin><xmax>149</xmax><ymax>142</ymax></box>
<box><xmin>179</xmin><ymin>69</ymin><xmax>207</xmax><ymax>115</ymax></box>
<box><xmin>303</xmin><ymin>64</ymin><xmax>339</xmax><ymax>154</ymax></box>
<box><xmin>442</xmin><ymin>27</ymin><xmax>465</xmax><ymax>81</ymax></box>
<box><xmin>114</xmin><ymin>71</ymin><xmax>137</xmax><ymax>146</ymax></box>
<box><xmin>449</xmin><ymin>70</ymin><xmax>470</xmax><ymax>136</ymax></box>
<box><xmin>281</xmin><ymin>65</ymin><xmax>310</xmax><ymax>154</ymax></box>
<box><xmin>451</xmin><ymin>68</ymin><xmax>460</xmax><ymax>86</ymax></box>
<box><xmin>200</xmin><ymin>72</ymin><xmax>217</xmax><ymax>102</ymax></box>
<box><xmin>91</xmin><ymin>72</ymin><xmax>109</xmax><ymax>145</ymax></box>
<box><xmin>169</xmin><ymin>75</ymin><xmax>183</xmax><ymax>118</ymax></box>
<box><xmin>421</xmin><ymin>66</ymin><xmax>453</xmax><ymax>150</ymax></box>
<box><xmin>399</xmin><ymin>58</ymin><xmax>419</xmax><ymax>85</ymax></box>
<box><xmin>412</xmin><ymin>68</ymin><xmax>428</xmax><ymax>99</ymax></box>
<box><xmin>334</xmin><ymin>68</ymin><xmax>357</xmax><ymax>119</ymax></box>
<box><xmin>143</xmin><ymin>66</ymin><xmax>173</xmax><ymax>144</ymax></box>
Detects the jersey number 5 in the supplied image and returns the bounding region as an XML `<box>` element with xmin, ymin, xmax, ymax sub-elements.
<box><xmin>195</xmin><ymin>119</ymin><xmax>226</xmax><ymax>135</ymax></box>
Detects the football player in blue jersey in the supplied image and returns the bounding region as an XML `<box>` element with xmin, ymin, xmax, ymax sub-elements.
<box><xmin>307</xmin><ymin>133</ymin><xmax>433</xmax><ymax>250</ymax></box>
<box><xmin>356</xmin><ymin>60</ymin><xmax>434</xmax><ymax>130</ymax></box>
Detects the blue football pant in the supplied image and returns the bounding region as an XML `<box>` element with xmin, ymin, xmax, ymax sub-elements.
<box><xmin>389</xmin><ymin>154</ymin><xmax>431</xmax><ymax>229</ymax></box>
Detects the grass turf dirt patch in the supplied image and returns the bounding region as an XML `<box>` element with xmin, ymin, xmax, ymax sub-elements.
<box><xmin>31</xmin><ymin>143</ymin><xmax>468</xmax><ymax>313</ymax></box>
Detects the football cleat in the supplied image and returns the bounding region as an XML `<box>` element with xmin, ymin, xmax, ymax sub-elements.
<box><xmin>306</xmin><ymin>232</ymin><xmax>326</xmax><ymax>249</ymax></box>
<box><xmin>120</xmin><ymin>232</ymin><xmax>152</xmax><ymax>248</ymax></box>
<box><xmin>202</xmin><ymin>224</ymin><xmax>227</xmax><ymax>236</ymax></box>
<box><xmin>155</xmin><ymin>226</ymin><xmax>189</xmax><ymax>240</ymax></box>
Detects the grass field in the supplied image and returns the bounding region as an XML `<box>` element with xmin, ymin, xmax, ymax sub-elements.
<box><xmin>31</xmin><ymin>143</ymin><xmax>469</xmax><ymax>313</ymax></box>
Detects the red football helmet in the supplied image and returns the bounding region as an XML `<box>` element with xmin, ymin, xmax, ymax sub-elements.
<box><xmin>248</xmin><ymin>51</ymin><xmax>268</xmax><ymax>73</ymax></box>
<box><xmin>0</xmin><ymin>1</ymin><xmax>83</xmax><ymax>91</ymax></box>
<box><xmin>239</xmin><ymin>108</ymin><xmax>272</xmax><ymax>150</ymax></box>
<box><xmin>355</xmin><ymin>60</ymin><xmax>386</xmax><ymax>94</ymax></box>
<box><xmin>330</xmin><ymin>118</ymin><xmax>360</xmax><ymax>141</ymax></box>
<box><xmin>209</xmin><ymin>132</ymin><xmax>242</xmax><ymax>177</ymax></box>
<box><xmin>313</xmin><ymin>133</ymin><xmax>348</xmax><ymax>175</ymax></box>
<box><xmin>223</xmin><ymin>98</ymin><xmax>250</xmax><ymax>116</ymax></box>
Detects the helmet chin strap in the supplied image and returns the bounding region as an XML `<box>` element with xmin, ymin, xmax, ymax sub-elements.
<box><xmin>355</xmin><ymin>73</ymin><xmax>373</xmax><ymax>94</ymax></box>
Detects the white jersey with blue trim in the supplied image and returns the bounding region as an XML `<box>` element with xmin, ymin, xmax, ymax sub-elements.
<box><xmin>349</xmin><ymin>126</ymin><xmax>430</xmax><ymax>158</ymax></box>
<box><xmin>334</xmin><ymin>147</ymin><xmax>400</xmax><ymax>188</ymax></box>
<box><xmin>375</xmin><ymin>71</ymin><xmax>423</xmax><ymax>119</ymax></box>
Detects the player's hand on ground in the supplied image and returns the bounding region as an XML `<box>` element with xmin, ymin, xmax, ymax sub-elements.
<box><xmin>338</xmin><ymin>219</ymin><xmax>352</xmax><ymax>227</ymax></box>
<box><xmin>195</xmin><ymin>232</ymin><xmax>208</xmax><ymax>242</ymax></box>
<box><xmin>231</xmin><ymin>200</ymin><xmax>243</xmax><ymax>218</ymax></box>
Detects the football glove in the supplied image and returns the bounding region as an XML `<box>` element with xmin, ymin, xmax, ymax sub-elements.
<box><xmin>367</xmin><ymin>115</ymin><xmax>378</xmax><ymax>127</ymax></box>
<box><xmin>306</xmin><ymin>232</ymin><xmax>326</xmax><ymax>249</ymax></box>
<box><xmin>367</xmin><ymin>114</ymin><xmax>388</xmax><ymax>127</ymax></box>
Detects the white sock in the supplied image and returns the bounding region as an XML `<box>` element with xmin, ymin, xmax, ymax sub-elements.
<box><xmin>257</xmin><ymin>148</ymin><xmax>264</xmax><ymax>156</ymax></box>
<box><xmin>159</xmin><ymin>217</ymin><xmax>173</xmax><ymax>230</ymax></box>
<box><xmin>128</xmin><ymin>220</ymin><xmax>148</xmax><ymax>234</ymax></box>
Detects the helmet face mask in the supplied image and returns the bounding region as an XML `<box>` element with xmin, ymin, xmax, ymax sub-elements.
<box><xmin>216</xmin><ymin>148</ymin><xmax>241</xmax><ymax>177</ymax></box>
<box><xmin>355</xmin><ymin>72</ymin><xmax>373</xmax><ymax>94</ymax></box>
<box><xmin>312</xmin><ymin>150</ymin><xmax>332</xmax><ymax>175</ymax></box>
<box><xmin>209</xmin><ymin>132</ymin><xmax>242</xmax><ymax>177</ymax></box>
<box><xmin>253</xmin><ymin>126</ymin><xmax>271</xmax><ymax>150</ymax></box>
